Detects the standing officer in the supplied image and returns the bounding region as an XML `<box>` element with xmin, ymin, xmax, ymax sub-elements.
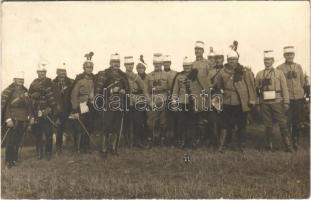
<box><xmin>70</xmin><ymin>52</ymin><xmax>95</xmax><ymax>153</ymax></box>
<box><xmin>163</xmin><ymin>55</ymin><xmax>178</xmax><ymax>145</ymax></box>
<box><xmin>205</xmin><ymin>49</ymin><xmax>225</xmax><ymax>148</ymax></box>
<box><xmin>1</xmin><ymin>71</ymin><xmax>35</xmax><ymax>168</ymax></box>
<box><xmin>277</xmin><ymin>46</ymin><xmax>306</xmax><ymax>150</ymax></box>
<box><xmin>53</xmin><ymin>63</ymin><xmax>74</xmax><ymax>154</ymax></box>
<box><xmin>136</xmin><ymin>57</ymin><xmax>150</xmax><ymax>144</ymax></box>
<box><xmin>95</xmin><ymin>53</ymin><xmax>130</xmax><ymax>158</ymax></box>
<box><xmin>255</xmin><ymin>50</ymin><xmax>293</xmax><ymax>152</ymax></box>
<box><xmin>123</xmin><ymin>56</ymin><xmax>150</xmax><ymax>148</ymax></box>
<box><xmin>193</xmin><ymin>41</ymin><xmax>212</xmax><ymax>88</ymax></box>
<box><xmin>146</xmin><ymin>53</ymin><xmax>171</xmax><ymax>147</ymax></box>
<box><xmin>216</xmin><ymin>50</ymin><xmax>256</xmax><ymax>152</ymax></box>
<box><xmin>192</xmin><ymin>41</ymin><xmax>212</xmax><ymax>146</ymax></box>
<box><xmin>171</xmin><ymin>57</ymin><xmax>203</xmax><ymax>148</ymax></box>
<box><xmin>29</xmin><ymin>61</ymin><xmax>59</xmax><ymax>160</ymax></box>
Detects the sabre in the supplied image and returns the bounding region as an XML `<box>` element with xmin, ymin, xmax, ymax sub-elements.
<box><xmin>1</xmin><ymin>127</ymin><xmax>12</xmax><ymax>146</ymax></box>
<box><xmin>18</xmin><ymin>125</ymin><xmax>31</xmax><ymax>159</ymax></box>
<box><xmin>46</xmin><ymin>115</ymin><xmax>58</xmax><ymax>128</ymax></box>
<box><xmin>116</xmin><ymin>112</ymin><xmax>125</xmax><ymax>150</ymax></box>
<box><xmin>77</xmin><ymin>118</ymin><xmax>97</xmax><ymax>147</ymax></box>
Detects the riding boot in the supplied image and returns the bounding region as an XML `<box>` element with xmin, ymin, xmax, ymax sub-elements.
<box><xmin>159</xmin><ymin>128</ymin><xmax>167</xmax><ymax>147</ymax></box>
<box><xmin>218</xmin><ymin>129</ymin><xmax>227</xmax><ymax>153</ymax></box>
<box><xmin>237</xmin><ymin>127</ymin><xmax>246</xmax><ymax>152</ymax></box>
<box><xmin>292</xmin><ymin>126</ymin><xmax>299</xmax><ymax>151</ymax></box>
<box><xmin>111</xmin><ymin>132</ymin><xmax>119</xmax><ymax>156</ymax></box>
<box><xmin>265</xmin><ymin>127</ymin><xmax>273</xmax><ymax>151</ymax></box>
<box><xmin>36</xmin><ymin>143</ymin><xmax>43</xmax><ymax>160</ymax></box>
<box><xmin>283</xmin><ymin>135</ymin><xmax>294</xmax><ymax>153</ymax></box>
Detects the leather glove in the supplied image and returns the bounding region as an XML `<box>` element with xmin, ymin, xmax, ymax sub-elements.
<box><xmin>69</xmin><ymin>113</ymin><xmax>80</xmax><ymax>119</ymax></box>
<box><xmin>42</xmin><ymin>108</ymin><xmax>52</xmax><ymax>116</ymax></box>
<box><xmin>283</xmin><ymin>103</ymin><xmax>290</xmax><ymax>112</ymax></box>
<box><xmin>6</xmin><ymin>118</ymin><xmax>14</xmax><ymax>128</ymax></box>
<box><xmin>119</xmin><ymin>89</ymin><xmax>126</xmax><ymax>95</ymax></box>
<box><xmin>29</xmin><ymin>117</ymin><xmax>35</xmax><ymax>125</ymax></box>
<box><xmin>55</xmin><ymin>118</ymin><xmax>61</xmax><ymax>126</ymax></box>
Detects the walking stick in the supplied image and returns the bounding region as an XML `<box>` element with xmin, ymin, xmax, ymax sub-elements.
<box><xmin>1</xmin><ymin>127</ymin><xmax>12</xmax><ymax>146</ymax></box>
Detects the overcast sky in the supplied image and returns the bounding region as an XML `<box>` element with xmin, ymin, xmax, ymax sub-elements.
<box><xmin>1</xmin><ymin>1</ymin><xmax>310</xmax><ymax>88</ymax></box>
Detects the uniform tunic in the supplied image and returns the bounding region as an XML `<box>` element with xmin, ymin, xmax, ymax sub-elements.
<box><xmin>277</xmin><ymin>62</ymin><xmax>305</xmax><ymax>100</ymax></box>
<box><xmin>255</xmin><ymin>67</ymin><xmax>289</xmax><ymax>129</ymax></box>
<box><xmin>71</xmin><ymin>73</ymin><xmax>94</xmax><ymax>113</ymax></box>
<box><xmin>255</xmin><ymin>68</ymin><xmax>289</xmax><ymax>104</ymax></box>
<box><xmin>192</xmin><ymin>57</ymin><xmax>212</xmax><ymax>90</ymax></box>
<box><xmin>147</xmin><ymin>70</ymin><xmax>171</xmax><ymax>134</ymax></box>
<box><xmin>277</xmin><ymin>62</ymin><xmax>306</xmax><ymax>132</ymax></box>
<box><xmin>164</xmin><ymin>69</ymin><xmax>178</xmax><ymax>90</ymax></box>
<box><xmin>1</xmin><ymin>83</ymin><xmax>34</xmax><ymax>163</ymax></box>
<box><xmin>171</xmin><ymin>70</ymin><xmax>205</xmax><ymax>111</ymax></box>
<box><xmin>29</xmin><ymin>77</ymin><xmax>58</xmax><ymax>116</ymax></box>
<box><xmin>2</xmin><ymin>84</ymin><xmax>33</xmax><ymax>122</ymax></box>
<box><xmin>216</xmin><ymin>64</ymin><xmax>256</xmax><ymax>131</ymax></box>
<box><xmin>126</xmin><ymin>71</ymin><xmax>149</xmax><ymax>106</ymax></box>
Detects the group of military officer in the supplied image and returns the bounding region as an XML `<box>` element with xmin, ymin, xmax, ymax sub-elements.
<box><xmin>1</xmin><ymin>41</ymin><xmax>309</xmax><ymax>168</ymax></box>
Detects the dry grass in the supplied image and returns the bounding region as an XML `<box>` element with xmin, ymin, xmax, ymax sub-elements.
<box><xmin>1</xmin><ymin>125</ymin><xmax>310</xmax><ymax>199</ymax></box>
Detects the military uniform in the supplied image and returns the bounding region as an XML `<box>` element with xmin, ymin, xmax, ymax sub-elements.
<box><xmin>277</xmin><ymin>61</ymin><xmax>305</xmax><ymax>149</ymax></box>
<box><xmin>53</xmin><ymin>75</ymin><xmax>74</xmax><ymax>152</ymax></box>
<box><xmin>138</xmin><ymin>72</ymin><xmax>150</xmax><ymax>144</ymax></box>
<box><xmin>171</xmin><ymin>67</ymin><xmax>204</xmax><ymax>148</ymax></box>
<box><xmin>192</xmin><ymin>57</ymin><xmax>211</xmax><ymax>90</ymax></box>
<box><xmin>256</xmin><ymin>65</ymin><xmax>292</xmax><ymax>151</ymax></box>
<box><xmin>205</xmin><ymin>64</ymin><xmax>224</xmax><ymax>147</ymax></box>
<box><xmin>216</xmin><ymin>59</ymin><xmax>256</xmax><ymax>152</ymax></box>
<box><xmin>125</xmin><ymin>70</ymin><xmax>149</xmax><ymax>147</ymax></box>
<box><xmin>95</xmin><ymin>66</ymin><xmax>130</xmax><ymax>156</ymax></box>
<box><xmin>70</xmin><ymin>72</ymin><xmax>95</xmax><ymax>153</ymax></box>
<box><xmin>191</xmin><ymin>57</ymin><xmax>213</xmax><ymax>146</ymax></box>
<box><xmin>147</xmin><ymin>69</ymin><xmax>171</xmax><ymax>145</ymax></box>
<box><xmin>1</xmin><ymin>82</ymin><xmax>34</xmax><ymax>167</ymax></box>
<box><xmin>164</xmin><ymin>68</ymin><xmax>178</xmax><ymax>144</ymax></box>
<box><xmin>29</xmin><ymin>77</ymin><xmax>58</xmax><ymax>159</ymax></box>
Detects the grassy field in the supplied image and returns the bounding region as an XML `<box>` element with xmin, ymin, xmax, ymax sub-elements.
<box><xmin>1</xmin><ymin>125</ymin><xmax>310</xmax><ymax>199</ymax></box>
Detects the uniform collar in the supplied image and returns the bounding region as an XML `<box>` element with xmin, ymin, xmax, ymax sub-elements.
<box><xmin>83</xmin><ymin>72</ymin><xmax>93</xmax><ymax>79</ymax></box>
<box><xmin>264</xmin><ymin>66</ymin><xmax>274</xmax><ymax>71</ymax></box>
<box><xmin>285</xmin><ymin>61</ymin><xmax>295</xmax><ymax>65</ymax></box>
<box><xmin>154</xmin><ymin>69</ymin><xmax>162</xmax><ymax>73</ymax></box>
<box><xmin>214</xmin><ymin>65</ymin><xmax>223</xmax><ymax>69</ymax></box>
<box><xmin>196</xmin><ymin>56</ymin><xmax>204</xmax><ymax>61</ymax></box>
<box><xmin>139</xmin><ymin>73</ymin><xmax>146</xmax><ymax>80</ymax></box>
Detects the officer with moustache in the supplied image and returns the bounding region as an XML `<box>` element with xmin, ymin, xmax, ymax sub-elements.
<box><xmin>53</xmin><ymin>63</ymin><xmax>74</xmax><ymax>154</ymax></box>
<box><xmin>95</xmin><ymin>53</ymin><xmax>130</xmax><ymax>158</ymax></box>
<box><xmin>1</xmin><ymin>71</ymin><xmax>35</xmax><ymax>168</ymax></box>
<box><xmin>29</xmin><ymin>61</ymin><xmax>59</xmax><ymax>160</ymax></box>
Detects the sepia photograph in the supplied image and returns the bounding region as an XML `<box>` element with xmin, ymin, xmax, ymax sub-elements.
<box><xmin>0</xmin><ymin>1</ymin><xmax>310</xmax><ymax>199</ymax></box>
